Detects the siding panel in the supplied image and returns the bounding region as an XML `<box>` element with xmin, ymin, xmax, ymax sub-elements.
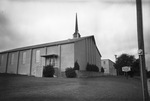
<box><xmin>0</xmin><ymin>53</ymin><xmax>7</xmax><ymax>73</ymax></box>
<box><xmin>7</xmin><ymin>52</ymin><xmax>18</xmax><ymax>74</ymax></box>
<box><xmin>47</xmin><ymin>46</ymin><xmax>58</xmax><ymax>55</ymax></box>
<box><xmin>61</xmin><ymin>43</ymin><xmax>74</xmax><ymax>71</ymax></box>
<box><xmin>75</xmin><ymin>37</ymin><xmax>101</xmax><ymax>71</ymax></box>
<box><xmin>31</xmin><ymin>48</ymin><xmax>46</xmax><ymax>77</ymax></box>
<box><xmin>18</xmin><ymin>50</ymin><xmax>31</xmax><ymax>75</ymax></box>
<box><xmin>96</xmin><ymin>48</ymin><xmax>101</xmax><ymax>70</ymax></box>
<box><xmin>75</xmin><ymin>40</ymin><xmax>86</xmax><ymax>70</ymax></box>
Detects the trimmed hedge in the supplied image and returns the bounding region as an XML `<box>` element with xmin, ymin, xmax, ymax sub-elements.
<box><xmin>65</xmin><ymin>67</ymin><xmax>76</xmax><ymax>78</ymax></box>
<box><xmin>86</xmin><ymin>63</ymin><xmax>99</xmax><ymax>72</ymax></box>
<box><xmin>43</xmin><ymin>65</ymin><xmax>55</xmax><ymax>77</ymax></box>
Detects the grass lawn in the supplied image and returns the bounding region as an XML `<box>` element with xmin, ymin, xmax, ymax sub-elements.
<box><xmin>0</xmin><ymin>74</ymin><xmax>145</xmax><ymax>101</ymax></box>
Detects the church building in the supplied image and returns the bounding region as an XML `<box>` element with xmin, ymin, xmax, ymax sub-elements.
<box><xmin>0</xmin><ymin>14</ymin><xmax>102</xmax><ymax>77</ymax></box>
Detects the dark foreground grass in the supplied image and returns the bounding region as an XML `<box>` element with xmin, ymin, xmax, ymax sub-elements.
<box><xmin>0</xmin><ymin>74</ymin><xmax>144</xmax><ymax>101</ymax></box>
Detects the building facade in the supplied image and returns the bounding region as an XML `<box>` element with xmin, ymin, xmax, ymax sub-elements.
<box><xmin>101</xmin><ymin>59</ymin><xmax>116</xmax><ymax>76</ymax></box>
<box><xmin>0</xmin><ymin>14</ymin><xmax>102</xmax><ymax>77</ymax></box>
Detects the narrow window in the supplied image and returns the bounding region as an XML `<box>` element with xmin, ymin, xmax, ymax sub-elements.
<box><xmin>52</xmin><ymin>58</ymin><xmax>55</xmax><ymax>66</ymax></box>
<box><xmin>11</xmin><ymin>53</ymin><xmax>14</xmax><ymax>65</ymax></box>
<box><xmin>0</xmin><ymin>55</ymin><xmax>4</xmax><ymax>66</ymax></box>
<box><xmin>22</xmin><ymin>52</ymin><xmax>26</xmax><ymax>64</ymax></box>
<box><xmin>103</xmin><ymin>61</ymin><xmax>105</xmax><ymax>64</ymax></box>
<box><xmin>36</xmin><ymin>50</ymin><xmax>40</xmax><ymax>63</ymax></box>
<box><xmin>49</xmin><ymin>58</ymin><xmax>57</xmax><ymax>67</ymax></box>
<box><xmin>54</xmin><ymin>58</ymin><xmax>58</xmax><ymax>67</ymax></box>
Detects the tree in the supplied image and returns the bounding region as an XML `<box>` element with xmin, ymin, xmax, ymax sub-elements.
<box><xmin>74</xmin><ymin>61</ymin><xmax>80</xmax><ymax>70</ymax></box>
<box><xmin>114</xmin><ymin>54</ymin><xmax>136</xmax><ymax>75</ymax></box>
<box><xmin>132</xmin><ymin>59</ymin><xmax>140</xmax><ymax>76</ymax></box>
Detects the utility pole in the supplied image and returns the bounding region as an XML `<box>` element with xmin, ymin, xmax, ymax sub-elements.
<box><xmin>136</xmin><ymin>0</ymin><xmax>149</xmax><ymax>101</ymax></box>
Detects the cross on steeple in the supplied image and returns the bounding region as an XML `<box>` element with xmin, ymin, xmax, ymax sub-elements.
<box><xmin>73</xmin><ymin>13</ymin><xmax>81</xmax><ymax>39</ymax></box>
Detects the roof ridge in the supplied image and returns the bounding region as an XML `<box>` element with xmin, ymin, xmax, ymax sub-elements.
<box><xmin>0</xmin><ymin>35</ymin><xmax>94</xmax><ymax>53</ymax></box>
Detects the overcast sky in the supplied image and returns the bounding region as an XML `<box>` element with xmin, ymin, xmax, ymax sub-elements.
<box><xmin>0</xmin><ymin>0</ymin><xmax>150</xmax><ymax>70</ymax></box>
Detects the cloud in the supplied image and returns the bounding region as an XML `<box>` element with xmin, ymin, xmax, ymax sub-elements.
<box><xmin>0</xmin><ymin>12</ymin><xmax>26</xmax><ymax>51</ymax></box>
<box><xmin>102</xmin><ymin>0</ymin><xmax>150</xmax><ymax>4</ymax></box>
<box><xmin>96</xmin><ymin>3</ymin><xmax>138</xmax><ymax>56</ymax></box>
<box><xmin>95</xmin><ymin>1</ymin><xmax>150</xmax><ymax>70</ymax></box>
<box><xmin>0</xmin><ymin>0</ymin><xmax>149</xmax><ymax>70</ymax></box>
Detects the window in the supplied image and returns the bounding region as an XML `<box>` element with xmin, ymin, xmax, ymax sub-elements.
<box><xmin>49</xmin><ymin>58</ymin><xmax>57</xmax><ymax>67</ymax></box>
<box><xmin>36</xmin><ymin>50</ymin><xmax>40</xmax><ymax>63</ymax></box>
<box><xmin>0</xmin><ymin>55</ymin><xmax>4</xmax><ymax>66</ymax></box>
<box><xmin>11</xmin><ymin>53</ymin><xmax>14</xmax><ymax>65</ymax></box>
<box><xmin>103</xmin><ymin>61</ymin><xmax>105</xmax><ymax>64</ymax></box>
<box><xmin>22</xmin><ymin>52</ymin><xmax>26</xmax><ymax>64</ymax></box>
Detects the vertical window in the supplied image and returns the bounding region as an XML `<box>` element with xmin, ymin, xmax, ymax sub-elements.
<box><xmin>49</xmin><ymin>58</ymin><xmax>57</xmax><ymax>67</ymax></box>
<box><xmin>36</xmin><ymin>50</ymin><xmax>40</xmax><ymax>63</ymax></box>
<box><xmin>50</xmin><ymin>58</ymin><xmax>54</xmax><ymax>66</ymax></box>
<box><xmin>11</xmin><ymin>53</ymin><xmax>14</xmax><ymax>65</ymax></box>
<box><xmin>22</xmin><ymin>52</ymin><xmax>26</xmax><ymax>64</ymax></box>
<box><xmin>0</xmin><ymin>55</ymin><xmax>1</xmax><ymax>66</ymax></box>
<box><xmin>103</xmin><ymin>61</ymin><xmax>105</xmax><ymax>64</ymax></box>
<box><xmin>0</xmin><ymin>55</ymin><xmax>3</xmax><ymax>66</ymax></box>
<box><xmin>54</xmin><ymin>58</ymin><xmax>57</xmax><ymax>67</ymax></box>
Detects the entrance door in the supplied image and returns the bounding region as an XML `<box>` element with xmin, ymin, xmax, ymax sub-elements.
<box><xmin>46</xmin><ymin>57</ymin><xmax>57</xmax><ymax>67</ymax></box>
<box><xmin>45</xmin><ymin>57</ymin><xmax>58</xmax><ymax>77</ymax></box>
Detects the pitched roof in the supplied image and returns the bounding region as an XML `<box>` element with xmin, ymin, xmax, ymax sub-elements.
<box><xmin>0</xmin><ymin>35</ymin><xmax>97</xmax><ymax>54</ymax></box>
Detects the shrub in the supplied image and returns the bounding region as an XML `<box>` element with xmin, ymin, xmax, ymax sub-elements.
<box><xmin>43</xmin><ymin>65</ymin><xmax>55</xmax><ymax>77</ymax></box>
<box><xmin>86</xmin><ymin>63</ymin><xmax>99</xmax><ymax>72</ymax></box>
<box><xmin>74</xmin><ymin>61</ymin><xmax>80</xmax><ymax>70</ymax></box>
<box><xmin>101</xmin><ymin>67</ymin><xmax>104</xmax><ymax>73</ymax></box>
<box><xmin>86</xmin><ymin>63</ymin><xmax>91</xmax><ymax>71</ymax></box>
<box><xmin>65</xmin><ymin>67</ymin><xmax>76</xmax><ymax>78</ymax></box>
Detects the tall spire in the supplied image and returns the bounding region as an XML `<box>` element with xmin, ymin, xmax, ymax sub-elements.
<box><xmin>75</xmin><ymin>13</ymin><xmax>78</xmax><ymax>33</ymax></box>
<box><xmin>73</xmin><ymin>13</ymin><xmax>81</xmax><ymax>39</ymax></box>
